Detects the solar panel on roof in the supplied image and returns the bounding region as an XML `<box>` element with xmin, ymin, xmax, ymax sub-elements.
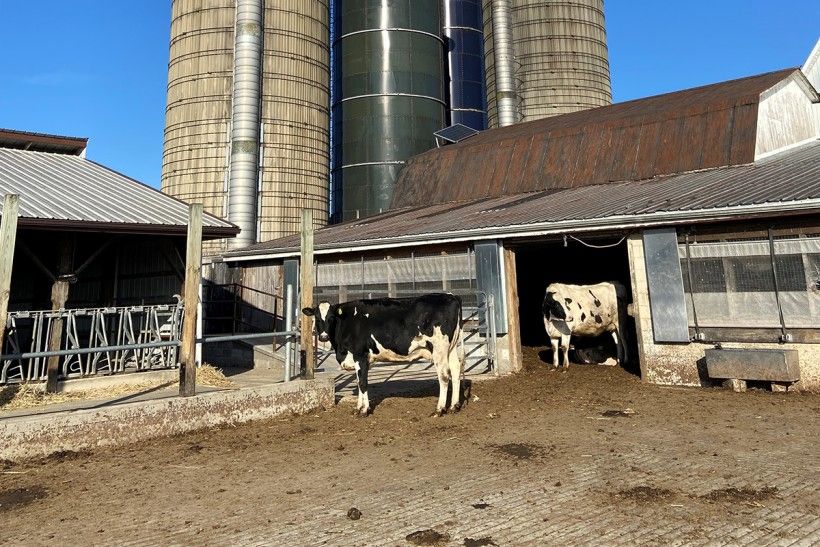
<box><xmin>434</xmin><ymin>123</ymin><xmax>480</xmax><ymax>144</ymax></box>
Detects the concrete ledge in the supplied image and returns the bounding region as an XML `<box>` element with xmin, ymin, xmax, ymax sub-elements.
<box><xmin>0</xmin><ymin>375</ymin><xmax>334</xmax><ymax>462</ymax></box>
<box><xmin>706</xmin><ymin>348</ymin><xmax>800</xmax><ymax>382</ymax></box>
<box><xmin>56</xmin><ymin>369</ymin><xmax>178</xmax><ymax>394</ymax></box>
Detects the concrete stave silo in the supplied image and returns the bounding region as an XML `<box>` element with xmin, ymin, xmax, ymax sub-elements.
<box><xmin>161</xmin><ymin>0</ymin><xmax>330</xmax><ymax>251</ymax></box>
<box><xmin>162</xmin><ymin>0</ymin><xmax>235</xmax><ymax>235</ymax></box>
<box><xmin>259</xmin><ymin>0</ymin><xmax>331</xmax><ymax>241</ymax></box>
<box><xmin>482</xmin><ymin>0</ymin><xmax>612</xmax><ymax>128</ymax></box>
<box><xmin>331</xmin><ymin>0</ymin><xmax>446</xmax><ymax>221</ymax></box>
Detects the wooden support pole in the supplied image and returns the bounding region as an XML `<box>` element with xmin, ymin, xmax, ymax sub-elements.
<box><xmin>46</xmin><ymin>236</ymin><xmax>75</xmax><ymax>393</ymax></box>
<box><xmin>503</xmin><ymin>247</ymin><xmax>523</xmax><ymax>373</ymax></box>
<box><xmin>0</xmin><ymin>194</ymin><xmax>20</xmax><ymax>355</ymax></box>
<box><xmin>300</xmin><ymin>209</ymin><xmax>315</xmax><ymax>380</ymax></box>
<box><xmin>179</xmin><ymin>203</ymin><xmax>203</xmax><ymax>397</ymax></box>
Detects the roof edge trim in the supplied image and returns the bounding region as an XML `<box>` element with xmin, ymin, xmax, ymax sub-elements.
<box><xmin>220</xmin><ymin>199</ymin><xmax>820</xmax><ymax>262</ymax></box>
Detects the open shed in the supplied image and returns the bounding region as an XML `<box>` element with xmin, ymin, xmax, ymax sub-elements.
<box><xmin>215</xmin><ymin>65</ymin><xmax>820</xmax><ymax>391</ymax></box>
<box><xmin>0</xmin><ymin>129</ymin><xmax>238</xmax><ymax>385</ymax></box>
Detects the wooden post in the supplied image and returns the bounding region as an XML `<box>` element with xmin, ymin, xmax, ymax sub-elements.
<box><xmin>300</xmin><ymin>209</ymin><xmax>315</xmax><ymax>380</ymax></box>
<box><xmin>179</xmin><ymin>204</ymin><xmax>203</xmax><ymax>397</ymax></box>
<box><xmin>46</xmin><ymin>236</ymin><xmax>75</xmax><ymax>393</ymax></box>
<box><xmin>503</xmin><ymin>247</ymin><xmax>523</xmax><ymax>373</ymax></box>
<box><xmin>0</xmin><ymin>194</ymin><xmax>20</xmax><ymax>355</ymax></box>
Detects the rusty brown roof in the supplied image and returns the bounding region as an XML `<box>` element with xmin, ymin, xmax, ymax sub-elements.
<box><xmin>223</xmin><ymin>139</ymin><xmax>820</xmax><ymax>260</ymax></box>
<box><xmin>390</xmin><ymin>68</ymin><xmax>801</xmax><ymax>209</ymax></box>
<box><xmin>0</xmin><ymin>128</ymin><xmax>88</xmax><ymax>156</ymax></box>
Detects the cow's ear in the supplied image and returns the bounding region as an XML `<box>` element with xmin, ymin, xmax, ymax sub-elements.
<box><xmin>302</xmin><ymin>307</ymin><xmax>315</xmax><ymax>316</ymax></box>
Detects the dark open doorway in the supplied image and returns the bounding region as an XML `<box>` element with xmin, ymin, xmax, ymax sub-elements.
<box><xmin>512</xmin><ymin>235</ymin><xmax>639</xmax><ymax>374</ymax></box>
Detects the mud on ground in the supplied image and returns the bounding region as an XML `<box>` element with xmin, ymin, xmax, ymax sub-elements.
<box><xmin>1</xmin><ymin>346</ymin><xmax>818</xmax><ymax>545</ymax></box>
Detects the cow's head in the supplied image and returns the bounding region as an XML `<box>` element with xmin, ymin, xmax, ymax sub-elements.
<box><xmin>542</xmin><ymin>291</ymin><xmax>568</xmax><ymax>322</ymax></box>
<box><xmin>302</xmin><ymin>302</ymin><xmax>339</xmax><ymax>343</ymax></box>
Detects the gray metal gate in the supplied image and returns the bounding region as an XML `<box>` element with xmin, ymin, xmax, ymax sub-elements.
<box><xmin>312</xmin><ymin>290</ymin><xmax>497</xmax><ymax>375</ymax></box>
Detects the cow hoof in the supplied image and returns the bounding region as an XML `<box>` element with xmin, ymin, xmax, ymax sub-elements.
<box><xmin>431</xmin><ymin>409</ymin><xmax>446</xmax><ymax>418</ymax></box>
<box><xmin>450</xmin><ymin>402</ymin><xmax>462</xmax><ymax>413</ymax></box>
<box><xmin>356</xmin><ymin>409</ymin><xmax>369</xmax><ymax>418</ymax></box>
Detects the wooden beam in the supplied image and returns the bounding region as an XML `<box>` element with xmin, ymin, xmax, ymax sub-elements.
<box><xmin>300</xmin><ymin>209</ymin><xmax>315</xmax><ymax>380</ymax></box>
<box><xmin>0</xmin><ymin>194</ymin><xmax>20</xmax><ymax>354</ymax></box>
<box><xmin>179</xmin><ymin>204</ymin><xmax>203</xmax><ymax>397</ymax></box>
<box><xmin>46</xmin><ymin>235</ymin><xmax>75</xmax><ymax>393</ymax></box>
<box><xmin>503</xmin><ymin>246</ymin><xmax>523</xmax><ymax>373</ymax></box>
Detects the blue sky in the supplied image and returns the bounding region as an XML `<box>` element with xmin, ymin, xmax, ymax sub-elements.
<box><xmin>1</xmin><ymin>1</ymin><xmax>818</xmax><ymax>188</ymax></box>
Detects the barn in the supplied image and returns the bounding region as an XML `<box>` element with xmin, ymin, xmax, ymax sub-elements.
<box><xmin>0</xmin><ymin>129</ymin><xmax>238</xmax><ymax>385</ymax></box>
<box><xmin>212</xmin><ymin>63</ymin><xmax>820</xmax><ymax>391</ymax></box>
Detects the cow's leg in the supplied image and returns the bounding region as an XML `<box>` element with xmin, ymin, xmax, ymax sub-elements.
<box><xmin>560</xmin><ymin>334</ymin><xmax>571</xmax><ymax>369</ymax></box>
<box><xmin>611</xmin><ymin>329</ymin><xmax>623</xmax><ymax>365</ymax></box>
<box><xmin>447</xmin><ymin>343</ymin><xmax>464</xmax><ymax>413</ymax></box>
<box><xmin>435</xmin><ymin>366</ymin><xmax>450</xmax><ymax>417</ymax></box>
<box><xmin>550</xmin><ymin>337</ymin><xmax>559</xmax><ymax>369</ymax></box>
<box><xmin>355</xmin><ymin>358</ymin><xmax>370</xmax><ymax>417</ymax></box>
<box><xmin>431</xmin><ymin>342</ymin><xmax>451</xmax><ymax>417</ymax></box>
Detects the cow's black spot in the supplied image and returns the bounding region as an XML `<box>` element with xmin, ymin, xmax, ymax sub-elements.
<box><xmin>595</xmin><ymin>315</ymin><xmax>603</xmax><ymax>324</ymax></box>
<box><xmin>564</xmin><ymin>298</ymin><xmax>572</xmax><ymax>305</ymax></box>
<box><xmin>577</xmin><ymin>302</ymin><xmax>582</xmax><ymax>310</ymax></box>
<box><xmin>589</xmin><ymin>290</ymin><xmax>601</xmax><ymax>307</ymax></box>
<box><xmin>426</xmin><ymin>341</ymin><xmax>434</xmax><ymax>352</ymax></box>
<box><xmin>581</xmin><ymin>313</ymin><xmax>586</xmax><ymax>322</ymax></box>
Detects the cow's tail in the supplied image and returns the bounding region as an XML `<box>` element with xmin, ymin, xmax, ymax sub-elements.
<box><xmin>452</xmin><ymin>295</ymin><xmax>465</xmax><ymax>366</ymax></box>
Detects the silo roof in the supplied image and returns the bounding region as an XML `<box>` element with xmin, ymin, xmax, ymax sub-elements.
<box><xmin>0</xmin><ymin>147</ymin><xmax>238</xmax><ymax>238</ymax></box>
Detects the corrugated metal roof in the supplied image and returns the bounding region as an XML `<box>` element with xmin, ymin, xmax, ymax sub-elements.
<box><xmin>0</xmin><ymin>148</ymin><xmax>238</xmax><ymax>237</ymax></box>
<box><xmin>224</xmin><ymin>139</ymin><xmax>820</xmax><ymax>259</ymax></box>
<box><xmin>391</xmin><ymin>69</ymin><xmax>807</xmax><ymax>208</ymax></box>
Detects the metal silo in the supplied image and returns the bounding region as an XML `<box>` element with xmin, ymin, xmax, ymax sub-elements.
<box><xmin>331</xmin><ymin>0</ymin><xmax>446</xmax><ymax>221</ymax></box>
<box><xmin>161</xmin><ymin>0</ymin><xmax>330</xmax><ymax>250</ymax></box>
<box><xmin>443</xmin><ymin>0</ymin><xmax>487</xmax><ymax>130</ymax></box>
<box><xmin>482</xmin><ymin>0</ymin><xmax>611</xmax><ymax>128</ymax></box>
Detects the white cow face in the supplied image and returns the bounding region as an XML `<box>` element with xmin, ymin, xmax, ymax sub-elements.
<box><xmin>302</xmin><ymin>301</ymin><xmax>335</xmax><ymax>343</ymax></box>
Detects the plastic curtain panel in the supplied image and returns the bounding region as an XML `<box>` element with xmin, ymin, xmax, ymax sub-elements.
<box><xmin>678</xmin><ymin>237</ymin><xmax>820</xmax><ymax>328</ymax></box>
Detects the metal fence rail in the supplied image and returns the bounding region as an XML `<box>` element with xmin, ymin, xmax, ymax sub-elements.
<box><xmin>1</xmin><ymin>286</ymin><xmax>302</xmax><ymax>385</ymax></box>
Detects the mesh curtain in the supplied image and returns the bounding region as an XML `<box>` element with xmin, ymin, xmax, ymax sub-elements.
<box><xmin>315</xmin><ymin>251</ymin><xmax>475</xmax><ymax>302</ymax></box>
<box><xmin>678</xmin><ymin>237</ymin><xmax>820</xmax><ymax>328</ymax></box>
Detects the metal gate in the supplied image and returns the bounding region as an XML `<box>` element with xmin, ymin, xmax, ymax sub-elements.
<box><xmin>1</xmin><ymin>302</ymin><xmax>183</xmax><ymax>385</ymax></box>
<box><xmin>312</xmin><ymin>290</ymin><xmax>497</xmax><ymax>375</ymax></box>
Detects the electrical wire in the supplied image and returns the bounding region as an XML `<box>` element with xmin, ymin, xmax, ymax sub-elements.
<box><xmin>567</xmin><ymin>234</ymin><xmax>627</xmax><ymax>249</ymax></box>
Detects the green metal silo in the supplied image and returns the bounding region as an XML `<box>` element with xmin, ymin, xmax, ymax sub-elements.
<box><xmin>331</xmin><ymin>0</ymin><xmax>446</xmax><ymax>221</ymax></box>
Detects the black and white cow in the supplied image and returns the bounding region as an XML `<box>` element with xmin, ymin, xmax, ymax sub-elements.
<box><xmin>542</xmin><ymin>282</ymin><xmax>628</xmax><ymax>369</ymax></box>
<box><xmin>302</xmin><ymin>293</ymin><xmax>464</xmax><ymax>417</ymax></box>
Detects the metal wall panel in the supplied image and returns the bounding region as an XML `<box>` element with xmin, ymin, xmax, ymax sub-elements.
<box><xmin>474</xmin><ymin>241</ymin><xmax>508</xmax><ymax>333</ymax></box>
<box><xmin>643</xmin><ymin>228</ymin><xmax>690</xmax><ymax>343</ymax></box>
<box><xmin>331</xmin><ymin>0</ymin><xmax>446</xmax><ymax>221</ymax></box>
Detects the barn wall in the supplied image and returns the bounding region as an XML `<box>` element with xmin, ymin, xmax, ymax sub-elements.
<box><xmin>627</xmin><ymin>233</ymin><xmax>820</xmax><ymax>392</ymax></box>
<box><xmin>755</xmin><ymin>76</ymin><xmax>820</xmax><ymax>159</ymax></box>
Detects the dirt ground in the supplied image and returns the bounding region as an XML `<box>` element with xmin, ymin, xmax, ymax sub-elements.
<box><xmin>1</xmin><ymin>347</ymin><xmax>818</xmax><ymax>546</ymax></box>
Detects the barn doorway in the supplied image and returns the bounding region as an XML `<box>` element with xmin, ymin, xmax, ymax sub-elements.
<box><xmin>511</xmin><ymin>235</ymin><xmax>639</xmax><ymax>375</ymax></box>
